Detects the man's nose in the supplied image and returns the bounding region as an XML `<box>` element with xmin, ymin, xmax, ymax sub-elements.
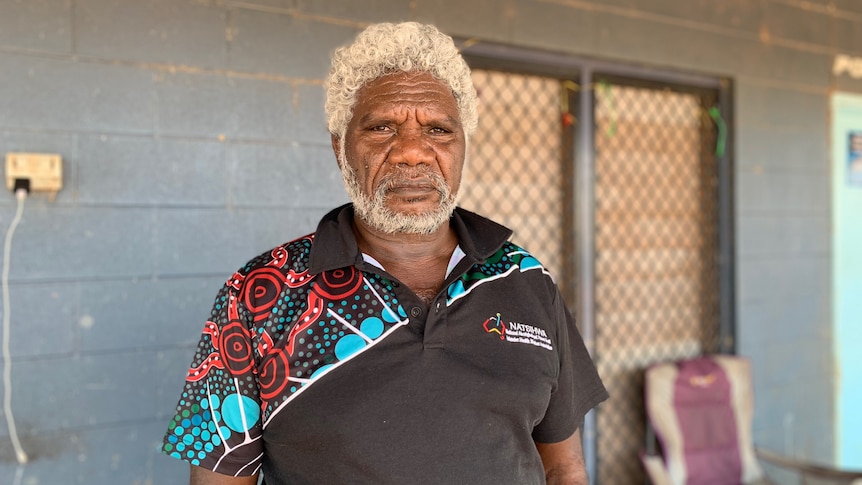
<box><xmin>388</xmin><ymin>130</ymin><xmax>433</xmax><ymax>166</ymax></box>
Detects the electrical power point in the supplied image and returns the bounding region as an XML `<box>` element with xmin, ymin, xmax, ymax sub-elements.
<box><xmin>5</xmin><ymin>152</ymin><xmax>62</xmax><ymax>200</ymax></box>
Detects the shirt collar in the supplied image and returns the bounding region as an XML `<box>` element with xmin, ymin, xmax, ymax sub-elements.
<box><xmin>307</xmin><ymin>203</ymin><xmax>513</xmax><ymax>274</ymax></box>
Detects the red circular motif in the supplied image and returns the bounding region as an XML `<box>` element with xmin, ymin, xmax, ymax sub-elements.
<box><xmin>242</xmin><ymin>268</ymin><xmax>285</xmax><ymax>321</ymax></box>
<box><xmin>259</xmin><ymin>348</ymin><xmax>290</xmax><ymax>401</ymax></box>
<box><xmin>219</xmin><ymin>321</ymin><xmax>253</xmax><ymax>376</ymax></box>
<box><xmin>314</xmin><ymin>266</ymin><xmax>363</xmax><ymax>300</ymax></box>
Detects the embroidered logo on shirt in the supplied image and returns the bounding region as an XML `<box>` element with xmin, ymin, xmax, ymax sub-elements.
<box><xmin>483</xmin><ymin>313</ymin><xmax>506</xmax><ymax>339</ymax></box>
<box><xmin>483</xmin><ymin>313</ymin><xmax>553</xmax><ymax>351</ymax></box>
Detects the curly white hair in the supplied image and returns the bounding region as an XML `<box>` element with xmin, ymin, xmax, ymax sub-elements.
<box><xmin>324</xmin><ymin>22</ymin><xmax>478</xmax><ymax>140</ymax></box>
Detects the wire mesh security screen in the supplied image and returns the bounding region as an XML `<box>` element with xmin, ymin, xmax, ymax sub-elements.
<box><xmin>460</xmin><ymin>65</ymin><xmax>723</xmax><ymax>484</ymax></box>
<box><xmin>461</xmin><ymin>70</ymin><xmax>568</xmax><ymax>286</ymax></box>
<box><xmin>593</xmin><ymin>81</ymin><xmax>721</xmax><ymax>484</ymax></box>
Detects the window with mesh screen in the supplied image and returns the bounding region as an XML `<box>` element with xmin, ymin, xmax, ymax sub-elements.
<box><xmin>462</xmin><ymin>67</ymin><xmax>723</xmax><ymax>485</ymax></box>
<box><xmin>592</xmin><ymin>80</ymin><xmax>721</xmax><ymax>484</ymax></box>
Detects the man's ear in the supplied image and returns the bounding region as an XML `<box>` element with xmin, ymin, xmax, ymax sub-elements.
<box><xmin>331</xmin><ymin>135</ymin><xmax>342</xmax><ymax>168</ymax></box>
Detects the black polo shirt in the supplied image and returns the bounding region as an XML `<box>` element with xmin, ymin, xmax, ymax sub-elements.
<box><xmin>163</xmin><ymin>204</ymin><xmax>608</xmax><ymax>484</ymax></box>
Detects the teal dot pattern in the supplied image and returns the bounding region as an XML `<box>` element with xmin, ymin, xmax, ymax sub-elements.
<box><xmin>447</xmin><ymin>243</ymin><xmax>546</xmax><ymax>304</ymax></box>
<box><xmin>162</xmin><ymin>234</ymin><xmax>408</xmax><ymax>476</ymax></box>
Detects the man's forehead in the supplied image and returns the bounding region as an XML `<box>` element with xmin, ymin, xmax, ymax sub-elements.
<box><xmin>354</xmin><ymin>71</ymin><xmax>456</xmax><ymax>106</ymax></box>
<box><xmin>362</xmin><ymin>70</ymin><xmax>445</xmax><ymax>89</ymax></box>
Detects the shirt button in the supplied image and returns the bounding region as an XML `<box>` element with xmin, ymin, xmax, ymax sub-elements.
<box><xmin>410</xmin><ymin>306</ymin><xmax>422</xmax><ymax>317</ymax></box>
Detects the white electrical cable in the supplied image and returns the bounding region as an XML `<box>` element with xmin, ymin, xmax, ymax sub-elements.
<box><xmin>2</xmin><ymin>188</ymin><xmax>29</xmax><ymax>465</ymax></box>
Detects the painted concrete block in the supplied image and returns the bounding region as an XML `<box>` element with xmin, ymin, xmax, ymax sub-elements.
<box><xmin>0</xmin><ymin>0</ymin><xmax>72</xmax><ymax>54</ymax></box>
<box><xmin>153</xmin><ymin>71</ymin><xmax>228</xmax><ymax>138</ymax></box>
<box><xmin>575</xmin><ymin>0</ymin><xmax>765</xmax><ymax>35</ymax></box>
<box><xmin>0</xmin><ymin>53</ymin><xmax>155</xmax><ymax>134</ymax></box>
<box><xmin>510</xmin><ymin>0</ymin><xmax>595</xmax><ymax>55</ymax></box>
<box><xmin>4</xmin><ymin>206</ymin><xmax>155</xmax><ymax>281</ymax></box>
<box><xmin>833</xmin><ymin>74</ymin><xmax>862</xmax><ymax>95</ymax></box>
<box><xmin>735</xmin><ymin>83</ymin><xmax>770</xmax><ymax>129</ymax></box>
<box><xmin>4</xmin><ymin>282</ymin><xmax>78</xmax><ymax>358</ymax></box>
<box><xmin>154</xmin><ymin>452</ymin><xmax>191</xmax><ymax>485</ymax></box>
<box><xmin>736</xmin><ymin>125</ymin><xmax>828</xmax><ymax>172</ymax></box>
<box><xmin>228</xmin><ymin>143</ymin><xmax>344</xmax><ymax>208</ymax></box>
<box><xmin>75</xmin><ymin>0</ymin><xmax>227</xmax><ymax>68</ymax></box>
<box><xmin>75</xmin><ymin>421</ymin><xmax>187</xmax><ymax>485</ymax></box>
<box><xmin>583</xmin><ymin>10</ymin><xmax>831</xmax><ymax>88</ymax></box>
<box><xmin>0</xmin><ymin>420</ymin><xmax>189</xmax><ymax>484</ymax></box>
<box><xmin>738</xmin><ymin>214</ymin><xmax>830</xmax><ymax>257</ymax></box>
<box><xmin>765</xmin><ymin>1</ymin><xmax>833</xmax><ymax>48</ymax></box>
<box><xmin>782</xmin><ymin>215</ymin><xmax>831</xmax><ymax>255</ymax></box>
<box><xmin>155</xmin><ymin>71</ymin><xmax>295</xmax><ymax>141</ymax></box>
<box><xmin>243</xmin><ymin>205</ymin><xmax>338</xmax><ymax>249</ymax></box>
<box><xmin>832</xmin><ymin>16</ymin><xmax>862</xmax><ymax>58</ymax></box>
<box><xmin>4</xmin><ymin>353</ymin><xmax>154</xmax><ymax>434</ymax></box>
<box><xmin>297</xmin><ymin>0</ymin><xmax>413</xmax><ymax>23</ymax></box>
<box><xmin>77</xmin><ymin>135</ymin><xmax>228</xmax><ymax>206</ymax></box>
<box><xmin>229</xmin><ymin>10</ymin><xmax>359</xmax><ymax>79</ymax></box>
<box><xmin>154</xmin><ymin>346</ymin><xmax>205</xmax><ymax>417</ymax></box>
<box><xmin>224</xmin><ymin>76</ymin><xmax>294</xmax><ymax>141</ymax></box>
<box><xmin>831</xmin><ymin>0</ymin><xmax>862</xmax><ymax>14</ymax></box>
<box><xmin>77</xmin><ymin>276</ymin><xmax>223</xmax><ymax>352</ymax></box>
<box><xmin>0</xmin><ymin>429</ymin><xmax>83</xmax><ymax>483</ymax></box>
<box><xmin>0</xmin><ymin>421</ymin><xmax>189</xmax><ymax>485</ymax></box>
<box><xmin>740</xmin><ymin>295</ymin><xmax>826</xmax><ymax>362</ymax></box>
<box><xmin>768</xmin><ymin>292</ymin><xmax>829</xmax><ymax>344</ymax></box>
<box><xmin>152</xmin><ymin>205</ymin><xmax>340</xmax><ymax>278</ymax></box>
<box><xmin>737</xmin><ymin>258</ymin><xmax>781</xmax><ymax>303</ymax></box>
<box><xmin>737</xmin><ymin>215</ymin><xmax>778</xmax><ymax>257</ymax></box>
<box><xmin>752</xmin><ymin>370</ymin><xmax>834</xmax><ymax>461</ymax></box>
<box><xmin>230</xmin><ymin>0</ymin><xmax>296</xmax><ymax>9</ymax></box>
<box><xmin>592</xmin><ymin>12</ymin><xmax>731</xmax><ymax>76</ymax></box>
<box><xmin>415</xmin><ymin>0</ymin><xmax>515</xmax><ymax>42</ymax></box>
<box><xmin>0</xmin><ymin>130</ymin><xmax>78</xmax><ymax>207</ymax></box>
<box><xmin>780</xmin><ymin>300</ymin><xmax>826</xmax><ymax>343</ymax></box>
<box><xmin>786</xmin><ymin>173</ymin><xmax>831</xmax><ymax>214</ymax></box>
<box><xmin>248</xmin><ymin>205</ymin><xmax>340</xmax><ymax>248</ymax></box>
<box><xmin>762</xmin><ymin>340</ymin><xmax>816</xmax><ymax>386</ymax></box>
<box><xmin>776</xmin><ymin>256</ymin><xmax>830</xmax><ymax>301</ymax></box>
<box><xmin>761</xmin><ymin>87</ymin><xmax>830</xmax><ymax>132</ymax></box>
<box><xmin>736</xmin><ymin>299</ymin><xmax>770</xmax><ymax>346</ymax></box>
<box><xmin>296</xmin><ymin>83</ymin><xmax>330</xmax><ymax>145</ymax></box>
<box><xmin>737</xmin><ymin>169</ymin><xmax>829</xmax><ymax>214</ymax></box>
<box><xmin>738</xmin><ymin>255</ymin><xmax>829</xmax><ymax>304</ymax></box>
<box><xmin>735</xmin><ymin>170</ymin><xmax>773</xmax><ymax>213</ymax></box>
<box><xmin>736</xmin><ymin>82</ymin><xmax>830</xmax><ymax>130</ymax></box>
<box><xmin>794</xmin><ymin>377</ymin><xmax>834</xmax><ymax>436</ymax></box>
<box><xmin>152</xmin><ymin>208</ymin><xmax>256</xmax><ymax>277</ymax></box>
<box><xmin>760</xmin><ymin>463</ymin><xmax>797</xmax><ymax>485</ymax></box>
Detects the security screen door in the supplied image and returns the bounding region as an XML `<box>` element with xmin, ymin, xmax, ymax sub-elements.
<box><xmin>591</xmin><ymin>79</ymin><xmax>722</xmax><ymax>484</ymax></box>
<box><xmin>461</xmin><ymin>61</ymin><xmax>728</xmax><ymax>484</ymax></box>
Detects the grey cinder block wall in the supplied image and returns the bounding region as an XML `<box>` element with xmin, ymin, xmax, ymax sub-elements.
<box><xmin>0</xmin><ymin>0</ymin><xmax>860</xmax><ymax>483</ymax></box>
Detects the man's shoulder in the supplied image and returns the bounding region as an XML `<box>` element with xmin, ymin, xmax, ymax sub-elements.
<box><xmin>233</xmin><ymin>232</ymin><xmax>317</xmax><ymax>278</ymax></box>
<box><xmin>448</xmin><ymin>241</ymin><xmax>557</xmax><ymax>304</ymax></box>
<box><xmin>490</xmin><ymin>241</ymin><xmax>552</xmax><ymax>275</ymax></box>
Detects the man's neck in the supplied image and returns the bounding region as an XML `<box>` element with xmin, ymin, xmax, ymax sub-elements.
<box><xmin>352</xmin><ymin>217</ymin><xmax>458</xmax><ymax>305</ymax></box>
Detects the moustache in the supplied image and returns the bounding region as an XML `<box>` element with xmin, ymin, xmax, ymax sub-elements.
<box><xmin>375</xmin><ymin>169</ymin><xmax>450</xmax><ymax>198</ymax></box>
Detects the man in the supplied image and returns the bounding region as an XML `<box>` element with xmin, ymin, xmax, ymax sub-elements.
<box><xmin>163</xmin><ymin>22</ymin><xmax>608</xmax><ymax>484</ymax></box>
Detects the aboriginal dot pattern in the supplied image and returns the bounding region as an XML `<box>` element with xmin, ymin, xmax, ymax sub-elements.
<box><xmin>162</xmin><ymin>235</ymin><xmax>407</xmax><ymax>475</ymax></box>
<box><xmin>447</xmin><ymin>243</ymin><xmax>543</xmax><ymax>303</ymax></box>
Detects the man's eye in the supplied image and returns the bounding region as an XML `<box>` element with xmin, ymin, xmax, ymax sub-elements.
<box><xmin>369</xmin><ymin>125</ymin><xmax>390</xmax><ymax>132</ymax></box>
<box><xmin>429</xmin><ymin>127</ymin><xmax>451</xmax><ymax>134</ymax></box>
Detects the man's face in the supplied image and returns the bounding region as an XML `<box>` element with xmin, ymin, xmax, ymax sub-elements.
<box><xmin>333</xmin><ymin>70</ymin><xmax>466</xmax><ymax>235</ymax></box>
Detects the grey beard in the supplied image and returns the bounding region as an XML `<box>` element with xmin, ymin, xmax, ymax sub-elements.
<box><xmin>339</xmin><ymin>156</ymin><xmax>457</xmax><ymax>235</ymax></box>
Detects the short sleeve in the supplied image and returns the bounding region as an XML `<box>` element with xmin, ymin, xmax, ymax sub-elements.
<box><xmin>162</xmin><ymin>280</ymin><xmax>264</xmax><ymax>476</ymax></box>
<box><xmin>532</xmin><ymin>289</ymin><xmax>608</xmax><ymax>443</ymax></box>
